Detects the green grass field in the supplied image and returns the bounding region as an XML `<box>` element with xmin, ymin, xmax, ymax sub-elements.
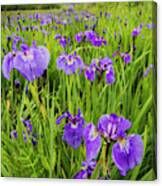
<box><xmin>1</xmin><ymin>1</ymin><xmax>157</xmax><ymax>180</ymax></box>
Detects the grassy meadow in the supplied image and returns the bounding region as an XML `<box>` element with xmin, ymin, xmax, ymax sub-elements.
<box><xmin>1</xmin><ymin>1</ymin><xmax>157</xmax><ymax>180</ymax></box>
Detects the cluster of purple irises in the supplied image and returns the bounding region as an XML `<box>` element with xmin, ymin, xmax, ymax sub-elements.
<box><xmin>10</xmin><ymin>119</ymin><xmax>37</xmax><ymax>145</ymax></box>
<box><xmin>56</xmin><ymin>109</ymin><xmax>144</xmax><ymax>178</ymax></box>
<box><xmin>75</xmin><ymin>30</ymin><xmax>107</xmax><ymax>47</ymax></box>
<box><xmin>57</xmin><ymin>52</ymin><xmax>115</xmax><ymax>85</ymax></box>
<box><xmin>54</xmin><ymin>30</ymin><xmax>107</xmax><ymax>49</ymax></box>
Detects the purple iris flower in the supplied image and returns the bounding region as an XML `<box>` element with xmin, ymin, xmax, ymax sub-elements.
<box><xmin>84</xmin><ymin>66</ymin><xmax>96</xmax><ymax>82</ymax></box>
<box><xmin>2</xmin><ymin>43</ymin><xmax>50</xmax><ymax>81</ymax></box>
<box><xmin>54</xmin><ymin>34</ymin><xmax>67</xmax><ymax>47</ymax></box>
<box><xmin>32</xmin><ymin>136</ymin><xmax>38</xmax><ymax>146</ymax></box>
<box><xmin>74</xmin><ymin>160</ymin><xmax>96</xmax><ymax>179</ymax></box>
<box><xmin>56</xmin><ymin>109</ymin><xmax>85</xmax><ymax>149</ymax></box>
<box><xmin>106</xmin><ymin>66</ymin><xmax>115</xmax><ymax>85</ymax></box>
<box><xmin>131</xmin><ymin>27</ymin><xmax>141</xmax><ymax>37</ymax></box>
<box><xmin>143</xmin><ymin>64</ymin><xmax>154</xmax><ymax>77</ymax></box>
<box><xmin>40</xmin><ymin>19</ymin><xmax>47</xmax><ymax>26</ymax></box>
<box><xmin>99</xmin><ymin>57</ymin><xmax>115</xmax><ymax>84</ymax></box>
<box><xmin>56</xmin><ymin>53</ymin><xmax>84</xmax><ymax>75</ymax></box>
<box><xmin>22</xmin><ymin>131</ymin><xmax>27</xmax><ymax>142</ymax></box>
<box><xmin>14</xmin><ymin>79</ymin><xmax>21</xmax><ymax>88</ymax></box>
<box><xmin>10</xmin><ymin>130</ymin><xmax>18</xmax><ymax>139</ymax></box>
<box><xmin>112</xmin><ymin>134</ymin><xmax>144</xmax><ymax>176</ymax></box>
<box><xmin>75</xmin><ymin>32</ymin><xmax>84</xmax><ymax>43</ymax></box>
<box><xmin>22</xmin><ymin>119</ymin><xmax>32</xmax><ymax>133</ymax></box>
<box><xmin>83</xmin><ymin>123</ymin><xmax>101</xmax><ymax>162</ymax></box>
<box><xmin>99</xmin><ymin>57</ymin><xmax>112</xmax><ymax>71</ymax></box>
<box><xmin>84</xmin><ymin>60</ymin><xmax>97</xmax><ymax>82</ymax></box>
<box><xmin>35</xmin><ymin>13</ymin><xmax>40</xmax><ymax>20</ymax></box>
<box><xmin>121</xmin><ymin>53</ymin><xmax>131</xmax><ymax>64</ymax></box>
<box><xmin>84</xmin><ymin>57</ymin><xmax>115</xmax><ymax>85</ymax></box>
<box><xmin>84</xmin><ymin>30</ymin><xmax>96</xmax><ymax>41</ymax></box>
<box><xmin>97</xmin><ymin>114</ymin><xmax>131</xmax><ymax>142</ymax></box>
<box><xmin>59</xmin><ymin>36</ymin><xmax>67</xmax><ymax>48</ymax></box>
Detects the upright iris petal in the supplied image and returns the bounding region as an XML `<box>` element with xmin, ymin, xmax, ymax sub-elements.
<box><xmin>97</xmin><ymin>114</ymin><xmax>131</xmax><ymax>142</ymax></box>
<box><xmin>83</xmin><ymin>123</ymin><xmax>101</xmax><ymax>162</ymax></box>
<box><xmin>112</xmin><ymin>134</ymin><xmax>144</xmax><ymax>176</ymax></box>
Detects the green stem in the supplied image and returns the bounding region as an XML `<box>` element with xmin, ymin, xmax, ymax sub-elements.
<box><xmin>19</xmin><ymin>81</ymin><xmax>28</xmax><ymax>117</ymax></box>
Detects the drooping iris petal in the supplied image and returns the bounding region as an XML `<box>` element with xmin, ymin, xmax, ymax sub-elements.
<box><xmin>2</xmin><ymin>52</ymin><xmax>15</xmax><ymax>79</ymax></box>
<box><xmin>112</xmin><ymin>134</ymin><xmax>144</xmax><ymax>176</ymax></box>
<box><xmin>83</xmin><ymin>123</ymin><xmax>101</xmax><ymax>162</ymax></box>
<box><xmin>62</xmin><ymin>122</ymin><xmax>84</xmax><ymax>149</ymax></box>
